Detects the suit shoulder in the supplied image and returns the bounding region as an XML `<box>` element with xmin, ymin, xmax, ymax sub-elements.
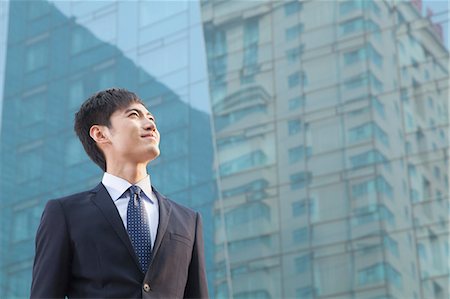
<box><xmin>167</xmin><ymin>197</ymin><xmax>198</xmax><ymax>216</ymax></box>
<box><xmin>154</xmin><ymin>187</ymin><xmax>198</xmax><ymax>217</ymax></box>
<box><xmin>48</xmin><ymin>184</ymin><xmax>100</xmax><ymax>206</ymax></box>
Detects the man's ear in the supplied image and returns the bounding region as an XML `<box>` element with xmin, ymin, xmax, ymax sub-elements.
<box><xmin>89</xmin><ymin>125</ymin><xmax>110</xmax><ymax>145</ymax></box>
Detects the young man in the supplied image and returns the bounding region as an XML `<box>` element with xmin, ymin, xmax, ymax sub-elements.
<box><xmin>31</xmin><ymin>88</ymin><xmax>208</xmax><ymax>299</ymax></box>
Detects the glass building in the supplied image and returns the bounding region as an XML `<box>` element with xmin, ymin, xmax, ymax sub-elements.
<box><xmin>202</xmin><ymin>1</ymin><xmax>449</xmax><ymax>298</ymax></box>
<box><xmin>0</xmin><ymin>0</ymin><xmax>449</xmax><ymax>298</ymax></box>
<box><xmin>0</xmin><ymin>0</ymin><xmax>216</xmax><ymax>296</ymax></box>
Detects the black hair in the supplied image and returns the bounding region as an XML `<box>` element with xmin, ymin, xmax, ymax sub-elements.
<box><xmin>74</xmin><ymin>88</ymin><xmax>144</xmax><ymax>171</ymax></box>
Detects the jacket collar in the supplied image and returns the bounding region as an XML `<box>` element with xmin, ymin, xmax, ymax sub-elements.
<box><xmin>89</xmin><ymin>183</ymin><xmax>172</xmax><ymax>274</ymax></box>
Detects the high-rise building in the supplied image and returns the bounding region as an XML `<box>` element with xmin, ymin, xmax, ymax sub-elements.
<box><xmin>0</xmin><ymin>0</ymin><xmax>448</xmax><ymax>298</ymax></box>
<box><xmin>0</xmin><ymin>1</ymin><xmax>216</xmax><ymax>297</ymax></box>
<box><xmin>201</xmin><ymin>0</ymin><xmax>449</xmax><ymax>298</ymax></box>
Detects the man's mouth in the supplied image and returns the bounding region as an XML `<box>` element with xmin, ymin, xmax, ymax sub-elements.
<box><xmin>141</xmin><ymin>134</ymin><xmax>157</xmax><ymax>141</ymax></box>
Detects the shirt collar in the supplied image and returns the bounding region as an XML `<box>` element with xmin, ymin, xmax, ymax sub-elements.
<box><xmin>102</xmin><ymin>172</ymin><xmax>154</xmax><ymax>203</ymax></box>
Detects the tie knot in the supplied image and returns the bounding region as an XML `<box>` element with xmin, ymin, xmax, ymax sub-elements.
<box><xmin>129</xmin><ymin>185</ymin><xmax>142</xmax><ymax>197</ymax></box>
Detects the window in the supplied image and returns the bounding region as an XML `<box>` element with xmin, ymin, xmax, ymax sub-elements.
<box><xmin>377</xmin><ymin>176</ymin><xmax>393</xmax><ymax>199</ymax></box>
<box><xmin>434</xmin><ymin>166</ymin><xmax>441</xmax><ymax>179</ymax></box>
<box><xmin>353</xmin><ymin>204</ymin><xmax>395</xmax><ymax>226</ymax></box>
<box><xmin>379</xmin><ymin>205</ymin><xmax>395</xmax><ymax>225</ymax></box>
<box><xmin>295</xmin><ymin>254</ymin><xmax>311</xmax><ymax>273</ymax></box>
<box><xmin>371</xmin><ymin>97</ymin><xmax>385</xmax><ymax>118</ymax></box>
<box><xmin>205</xmin><ymin>29</ymin><xmax>227</xmax><ymax>82</ymax></box>
<box><xmin>292</xmin><ymin>201</ymin><xmax>306</xmax><ymax>217</ymax></box>
<box><xmin>366</xmin><ymin>20</ymin><xmax>381</xmax><ymax>40</ymax></box>
<box><xmin>367</xmin><ymin>44</ymin><xmax>383</xmax><ymax>67</ymax></box>
<box><xmin>340</xmin><ymin>17</ymin><xmax>364</xmax><ymax>35</ymax></box>
<box><xmin>408</xmin><ymin>163</ymin><xmax>417</xmax><ymax>177</ymax></box>
<box><xmin>359</xmin><ymin>263</ymin><xmax>402</xmax><ymax>289</ymax></box>
<box><xmin>348</xmin><ymin>122</ymin><xmax>389</xmax><ymax>146</ymax></box>
<box><xmin>97</xmin><ymin>68</ymin><xmax>115</xmax><ymax>90</ymax></box>
<box><xmin>386</xmin><ymin>264</ymin><xmax>402</xmax><ymax>289</ymax></box>
<box><xmin>404</xmin><ymin>141</ymin><xmax>412</xmax><ymax>154</ymax></box>
<box><xmin>352</xmin><ymin>179</ymin><xmax>376</xmax><ymax>198</ymax></box>
<box><xmin>289</xmin><ymin>96</ymin><xmax>305</xmax><ymax>109</ymax></box>
<box><xmin>18</xmin><ymin>149</ymin><xmax>43</xmax><ymax>182</ymax></box>
<box><xmin>350</xmin><ymin>150</ymin><xmax>387</xmax><ymax>169</ymax></box>
<box><xmin>288</xmin><ymin>71</ymin><xmax>307</xmax><ymax>88</ymax></box>
<box><xmin>69</xmin><ymin>80</ymin><xmax>84</xmax><ymax>110</ymax></box>
<box><xmin>12</xmin><ymin>208</ymin><xmax>34</xmax><ymax>242</ymax></box>
<box><xmin>410</xmin><ymin>188</ymin><xmax>420</xmax><ymax>202</ymax></box>
<box><xmin>352</xmin><ymin>176</ymin><xmax>393</xmax><ymax>199</ymax></box>
<box><xmin>289</xmin><ymin>145</ymin><xmax>312</xmax><ymax>163</ymax></box>
<box><xmin>215</xmin><ymin>104</ymin><xmax>267</xmax><ymax>131</ymax></box>
<box><xmin>397</xmin><ymin>11</ymin><xmax>406</xmax><ymax>24</ymax></box>
<box><xmin>217</xmin><ymin>135</ymin><xmax>246</xmax><ymax>151</ymax></box>
<box><xmin>292</xmin><ymin>198</ymin><xmax>316</xmax><ymax>217</ymax></box>
<box><xmin>293</xmin><ymin>227</ymin><xmax>309</xmax><ymax>244</ymax></box>
<box><xmin>288</xmin><ymin>119</ymin><xmax>302</xmax><ymax>135</ymax></box>
<box><xmin>241</xmin><ymin>18</ymin><xmax>259</xmax><ymax>84</ymax></box>
<box><xmin>290</xmin><ymin>171</ymin><xmax>312</xmax><ymax>190</ymax></box>
<box><xmin>343</xmin><ymin>44</ymin><xmax>382</xmax><ymax>68</ymax></box>
<box><xmin>66</xmin><ymin>137</ymin><xmax>86</xmax><ymax>167</ymax></box>
<box><xmin>27</xmin><ymin>0</ymin><xmax>50</xmax><ymax>19</ymax></box>
<box><xmin>235</xmin><ymin>290</ymin><xmax>270</xmax><ymax>299</ymax></box>
<box><xmin>369</xmin><ymin>72</ymin><xmax>383</xmax><ymax>92</ymax></box>
<box><xmin>289</xmin><ymin>146</ymin><xmax>302</xmax><ymax>163</ymax></box>
<box><xmin>383</xmin><ymin>235</ymin><xmax>399</xmax><ymax>257</ymax></box>
<box><xmin>71</xmin><ymin>27</ymin><xmax>99</xmax><ymax>55</ymax></box>
<box><xmin>286</xmin><ymin>45</ymin><xmax>304</xmax><ymax>62</ymax></box>
<box><xmin>21</xmin><ymin>93</ymin><xmax>46</xmax><ymax>126</ymax></box>
<box><xmin>222</xmin><ymin>179</ymin><xmax>269</xmax><ymax>200</ymax></box>
<box><xmin>284</xmin><ymin>1</ymin><xmax>302</xmax><ymax>16</ymax></box>
<box><xmin>340</xmin><ymin>0</ymin><xmax>362</xmax><ymax>15</ymax></box>
<box><xmin>219</xmin><ymin>150</ymin><xmax>268</xmax><ymax>176</ymax></box>
<box><xmin>344</xmin><ymin>72</ymin><xmax>382</xmax><ymax>91</ymax></box>
<box><xmin>368</xmin><ymin>0</ymin><xmax>381</xmax><ymax>17</ymax></box>
<box><xmin>344</xmin><ymin>73</ymin><xmax>366</xmax><ymax>89</ymax></box>
<box><xmin>358</xmin><ymin>263</ymin><xmax>384</xmax><ymax>286</ymax></box>
<box><xmin>225</xmin><ymin>202</ymin><xmax>271</xmax><ymax>228</ymax></box>
<box><xmin>436</xmin><ymin>190</ymin><xmax>442</xmax><ymax>201</ymax></box>
<box><xmin>296</xmin><ymin>286</ymin><xmax>314</xmax><ymax>299</ymax></box>
<box><xmin>286</xmin><ymin>24</ymin><xmax>304</xmax><ymax>41</ymax></box>
<box><xmin>344</xmin><ymin>48</ymin><xmax>365</xmax><ymax>65</ymax></box>
<box><xmin>26</xmin><ymin>41</ymin><xmax>48</xmax><ymax>72</ymax></box>
<box><xmin>417</xmin><ymin>243</ymin><xmax>427</xmax><ymax>261</ymax></box>
<box><xmin>228</xmin><ymin>235</ymin><xmax>272</xmax><ymax>254</ymax></box>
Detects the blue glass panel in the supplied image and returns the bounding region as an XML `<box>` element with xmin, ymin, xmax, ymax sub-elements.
<box><xmin>286</xmin><ymin>24</ymin><xmax>304</xmax><ymax>41</ymax></box>
<box><xmin>295</xmin><ymin>254</ymin><xmax>311</xmax><ymax>273</ymax></box>
<box><xmin>290</xmin><ymin>171</ymin><xmax>313</xmax><ymax>190</ymax></box>
<box><xmin>284</xmin><ymin>1</ymin><xmax>302</xmax><ymax>16</ymax></box>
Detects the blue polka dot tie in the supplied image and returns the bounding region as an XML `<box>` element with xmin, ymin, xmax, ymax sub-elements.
<box><xmin>126</xmin><ymin>185</ymin><xmax>151</xmax><ymax>272</ymax></box>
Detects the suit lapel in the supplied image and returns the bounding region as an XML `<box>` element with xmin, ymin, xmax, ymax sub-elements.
<box><xmin>150</xmin><ymin>187</ymin><xmax>172</xmax><ymax>265</ymax></box>
<box><xmin>89</xmin><ymin>183</ymin><xmax>142</xmax><ymax>271</ymax></box>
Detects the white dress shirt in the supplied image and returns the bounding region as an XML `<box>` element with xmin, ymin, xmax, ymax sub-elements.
<box><xmin>102</xmin><ymin>172</ymin><xmax>159</xmax><ymax>249</ymax></box>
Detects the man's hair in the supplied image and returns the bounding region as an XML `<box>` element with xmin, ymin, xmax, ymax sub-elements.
<box><xmin>74</xmin><ymin>88</ymin><xmax>144</xmax><ymax>171</ymax></box>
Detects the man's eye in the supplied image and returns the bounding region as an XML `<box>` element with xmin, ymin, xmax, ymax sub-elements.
<box><xmin>129</xmin><ymin>113</ymin><xmax>139</xmax><ymax>117</ymax></box>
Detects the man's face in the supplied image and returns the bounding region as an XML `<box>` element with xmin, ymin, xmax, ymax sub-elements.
<box><xmin>104</xmin><ymin>102</ymin><xmax>160</xmax><ymax>165</ymax></box>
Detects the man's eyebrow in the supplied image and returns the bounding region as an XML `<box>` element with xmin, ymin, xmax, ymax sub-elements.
<box><xmin>124</xmin><ymin>108</ymin><xmax>156</xmax><ymax>120</ymax></box>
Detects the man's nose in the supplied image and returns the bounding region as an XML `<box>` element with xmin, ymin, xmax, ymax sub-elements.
<box><xmin>144</xmin><ymin>118</ymin><xmax>156</xmax><ymax>131</ymax></box>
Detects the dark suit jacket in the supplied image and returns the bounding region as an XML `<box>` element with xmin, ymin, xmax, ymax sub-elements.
<box><xmin>31</xmin><ymin>183</ymin><xmax>208</xmax><ymax>299</ymax></box>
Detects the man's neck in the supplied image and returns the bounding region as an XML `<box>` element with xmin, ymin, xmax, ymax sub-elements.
<box><xmin>106</xmin><ymin>163</ymin><xmax>148</xmax><ymax>184</ymax></box>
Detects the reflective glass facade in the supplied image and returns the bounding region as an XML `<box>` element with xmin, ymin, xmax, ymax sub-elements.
<box><xmin>0</xmin><ymin>0</ymin><xmax>449</xmax><ymax>298</ymax></box>
<box><xmin>201</xmin><ymin>1</ymin><xmax>448</xmax><ymax>298</ymax></box>
<box><xmin>0</xmin><ymin>1</ymin><xmax>215</xmax><ymax>297</ymax></box>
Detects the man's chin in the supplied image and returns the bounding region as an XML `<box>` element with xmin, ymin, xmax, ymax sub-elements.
<box><xmin>146</xmin><ymin>148</ymin><xmax>160</xmax><ymax>162</ymax></box>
